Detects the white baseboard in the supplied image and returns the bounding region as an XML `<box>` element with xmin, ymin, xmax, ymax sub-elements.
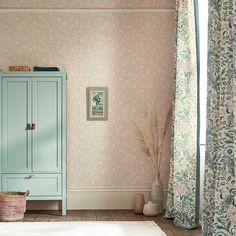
<box><xmin>27</xmin><ymin>188</ymin><xmax>168</xmax><ymax>210</ymax></box>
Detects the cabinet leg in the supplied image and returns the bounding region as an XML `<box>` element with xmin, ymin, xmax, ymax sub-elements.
<box><xmin>62</xmin><ymin>198</ymin><xmax>67</xmax><ymax>216</ymax></box>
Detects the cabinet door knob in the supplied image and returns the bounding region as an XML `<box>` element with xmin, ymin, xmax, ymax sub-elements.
<box><xmin>32</xmin><ymin>123</ymin><xmax>36</xmax><ymax>130</ymax></box>
<box><xmin>26</xmin><ymin>123</ymin><xmax>31</xmax><ymax>130</ymax></box>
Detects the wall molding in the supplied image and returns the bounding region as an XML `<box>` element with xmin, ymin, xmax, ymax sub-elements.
<box><xmin>69</xmin><ymin>188</ymin><xmax>151</xmax><ymax>192</ymax></box>
<box><xmin>27</xmin><ymin>188</ymin><xmax>168</xmax><ymax>210</ymax></box>
<box><xmin>68</xmin><ymin>188</ymin><xmax>168</xmax><ymax>210</ymax></box>
<box><xmin>0</xmin><ymin>8</ymin><xmax>175</xmax><ymax>13</ymax></box>
<box><xmin>69</xmin><ymin>187</ymin><xmax>168</xmax><ymax>192</ymax></box>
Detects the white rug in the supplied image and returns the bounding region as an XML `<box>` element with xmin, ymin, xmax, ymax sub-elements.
<box><xmin>0</xmin><ymin>221</ymin><xmax>166</xmax><ymax>236</ymax></box>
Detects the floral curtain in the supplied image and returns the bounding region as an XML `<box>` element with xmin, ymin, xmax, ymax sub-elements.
<box><xmin>202</xmin><ymin>0</ymin><xmax>236</xmax><ymax>235</ymax></box>
<box><xmin>164</xmin><ymin>0</ymin><xmax>199</xmax><ymax>229</ymax></box>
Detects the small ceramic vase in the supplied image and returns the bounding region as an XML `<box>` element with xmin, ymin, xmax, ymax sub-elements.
<box><xmin>133</xmin><ymin>194</ymin><xmax>145</xmax><ymax>214</ymax></box>
<box><xmin>143</xmin><ymin>201</ymin><xmax>158</xmax><ymax>216</ymax></box>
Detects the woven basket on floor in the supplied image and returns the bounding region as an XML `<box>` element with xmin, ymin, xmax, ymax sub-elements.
<box><xmin>0</xmin><ymin>190</ymin><xmax>30</xmax><ymax>222</ymax></box>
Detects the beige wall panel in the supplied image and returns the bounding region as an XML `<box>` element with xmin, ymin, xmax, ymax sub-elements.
<box><xmin>0</xmin><ymin>0</ymin><xmax>174</xmax><ymax>9</ymax></box>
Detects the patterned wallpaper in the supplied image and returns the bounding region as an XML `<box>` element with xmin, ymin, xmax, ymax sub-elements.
<box><xmin>0</xmin><ymin>9</ymin><xmax>175</xmax><ymax>190</ymax></box>
<box><xmin>0</xmin><ymin>0</ymin><xmax>174</xmax><ymax>9</ymax></box>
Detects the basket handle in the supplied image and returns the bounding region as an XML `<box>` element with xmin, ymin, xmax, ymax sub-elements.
<box><xmin>25</xmin><ymin>190</ymin><xmax>30</xmax><ymax>196</ymax></box>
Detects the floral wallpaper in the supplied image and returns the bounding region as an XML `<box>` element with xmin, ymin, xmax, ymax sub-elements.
<box><xmin>0</xmin><ymin>7</ymin><xmax>175</xmax><ymax>191</ymax></box>
<box><xmin>0</xmin><ymin>0</ymin><xmax>174</xmax><ymax>9</ymax></box>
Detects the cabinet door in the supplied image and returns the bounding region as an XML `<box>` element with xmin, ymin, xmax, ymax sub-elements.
<box><xmin>32</xmin><ymin>78</ymin><xmax>62</xmax><ymax>172</ymax></box>
<box><xmin>1</xmin><ymin>78</ymin><xmax>31</xmax><ymax>172</ymax></box>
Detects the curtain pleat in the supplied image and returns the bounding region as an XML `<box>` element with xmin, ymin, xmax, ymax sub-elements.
<box><xmin>165</xmin><ymin>0</ymin><xmax>199</xmax><ymax>229</ymax></box>
<box><xmin>203</xmin><ymin>0</ymin><xmax>236</xmax><ymax>235</ymax></box>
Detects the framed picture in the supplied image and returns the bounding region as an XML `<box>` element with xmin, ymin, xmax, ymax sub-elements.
<box><xmin>86</xmin><ymin>87</ymin><xmax>108</xmax><ymax>121</ymax></box>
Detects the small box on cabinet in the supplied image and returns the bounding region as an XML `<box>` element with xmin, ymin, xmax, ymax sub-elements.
<box><xmin>9</xmin><ymin>66</ymin><xmax>30</xmax><ymax>71</ymax></box>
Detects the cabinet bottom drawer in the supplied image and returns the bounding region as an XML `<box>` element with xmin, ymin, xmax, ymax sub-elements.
<box><xmin>2</xmin><ymin>174</ymin><xmax>62</xmax><ymax>196</ymax></box>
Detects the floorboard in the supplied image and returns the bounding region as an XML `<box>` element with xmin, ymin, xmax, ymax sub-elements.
<box><xmin>110</xmin><ymin>210</ymin><xmax>128</xmax><ymax>221</ymax></box>
<box><xmin>66</xmin><ymin>210</ymin><xmax>82</xmax><ymax>221</ymax></box>
<box><xmin>96</xmin><ymin>210</ymin><xmax>113</xmax><ymax>221</ymax></box>
<box><xmin>81</xmin><ymin>210</ymin><xmax>96</xmax><ymax>221</ymax></box>
<box><xmin>22</xmin><ymin>210</ymin><xmax>201</xmax><ymax>236</ymax></box>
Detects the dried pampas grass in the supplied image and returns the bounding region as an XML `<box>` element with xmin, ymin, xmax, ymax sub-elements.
<box><xmin>130</xmin><ymin>101</ymin><xmax>171</xmax><ymax>178</ymax></box>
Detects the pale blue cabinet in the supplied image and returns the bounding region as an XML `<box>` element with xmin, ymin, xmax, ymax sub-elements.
<box><xmin>32</xmin><ymin>78</ymin><xmax>62</xmax><ymax>172</ymax></box>
<box><xmin>2</xmin><ymin>78</ymin><xmax>32</xmax><ymax>173</ymax></box>
<box><xmin>0</xmin><ymin>72</ymin><xmax>67</xmax><ymax>215</ymax></box>
<box><xmin>2</xmin><ymin>174</ymin><xmax>62</xmax><ymax>196</ymax></box>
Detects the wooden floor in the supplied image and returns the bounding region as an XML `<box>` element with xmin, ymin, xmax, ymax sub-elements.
<box><xmin>22</xmin><ymin>210</ymin><xmax>201</xmax><ymax>236</ymax></box>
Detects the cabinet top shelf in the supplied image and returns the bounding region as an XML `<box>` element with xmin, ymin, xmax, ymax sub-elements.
<box><xmin>0</xmin><ymin>71</ymin><xmax>67</xmax><ymax>77</ymax></box>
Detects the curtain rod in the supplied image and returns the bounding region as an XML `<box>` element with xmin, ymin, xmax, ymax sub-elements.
<box><xmin>0</xmin><ymin>8</ymin><xmax>174</xmax><ymax>13</ymax></box>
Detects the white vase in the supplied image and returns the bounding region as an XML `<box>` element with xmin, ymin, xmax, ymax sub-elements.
<box><xmin>143</xmin><ymin>201</ymin><xmax>158</xmax><ymax>216</ymax></box>
<box><xmin>150</xmin><ymin>175</ymin><xmax>163</xmax><ymax>214</ymax></box>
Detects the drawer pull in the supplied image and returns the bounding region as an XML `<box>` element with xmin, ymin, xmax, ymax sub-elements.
<box><xmin>25</xmin><ymin>175</ymin><xmax>34</xmax><ymax>179</ymax></box>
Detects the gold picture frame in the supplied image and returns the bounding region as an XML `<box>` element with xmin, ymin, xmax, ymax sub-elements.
<box><xmin>86</xmin><ymin>87</ymin><xmax>108</xmax><ymax>121</ymax></box>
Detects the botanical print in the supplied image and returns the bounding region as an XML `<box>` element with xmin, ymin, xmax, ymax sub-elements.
<box><xmin>202</xmin><ymin>0</ymin><xmax>236</xmax><ymax>235</ymax></box>
<box><xmin>165</xmin><ymin>0</ymin><xmax>199</xmax><ymax>229</ymax></box>
<box><xmin>87</xmin><ymin>87</ymin><xmax>108</xmax><ymax>121</ymax></box>
<box><xmin>91</xmin><ymin>91</ymin><xmax>104</xmax><ymax>117</ymax></box>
